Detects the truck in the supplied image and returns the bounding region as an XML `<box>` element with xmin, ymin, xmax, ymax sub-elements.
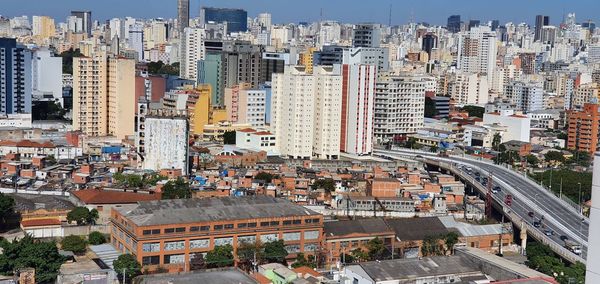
<box><xmin>564</xmin><ymin>239</ymin><xmax>582</xmax><ymax>255</ymax></box>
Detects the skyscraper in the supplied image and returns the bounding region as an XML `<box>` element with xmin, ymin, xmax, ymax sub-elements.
<box><xmin>534</xmin><ymin>15</ymin><xmax>550</xmax><ymax>42</ymax></box>
<box><xmin>0</xmin><ymin>38</ymin><xmax>32</xmax><ymax>115</ymax></box>
<box><xmin>340</xmin><ymin>64</ymin><xmax>376</xmax><ymax>155</ymax></box>
<box><xmin>200</xmin><ymin>7</ymin><xmax>248</xmax><ymax>33</ymax></box>
<box><xmin>457</xmin><ymin>26</ymin><xmax>497</xmax><ymax>83</ymax></box>
<box><xmin>421</xmin><ymin>34</ymin><xmax>437</xmax><ymax>58</ymax></box>
<box><xmin>128</xmin><ymin>23</ymin><xmax>144</xmax><ymax>61</ymax></box>
<box><xmin>352</xmin><ymin>23</ymin><xmax>381</xmax><ymax>48</ymax></box>
<box><xmin>70</xmin><ymin>11</ymin><xmax>92</xmax><ymax>36</ymax></box>
<box><xmin>180</xmin><ymin>27</ymin><xmax>206</xmax><ymax>82</ymax></box>
<box><xmin>447</xmin><ymin>15</ymin><xmax>461</xmax><ymax>33</ymax></box>
<box><xmin>177</xmin><ymin>0</ymin><xmax>190</xmax><ymax>38</ymax></box>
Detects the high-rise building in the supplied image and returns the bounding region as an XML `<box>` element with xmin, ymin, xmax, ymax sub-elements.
<box><xmin>128</xmin><ymin>23</ymin><xmax>144</xmax><ymax>61</ymax></box>
<box><xmin>261</xmin><ymin>52</ymin><xmax>289</xmax><ymax>83</ymax></box>
<box><xmin>180</xmin><ymin>27</ymin><xmax>206</xmax><ymax>81</ymax></box>
<box><xmin>567</xmin><ymin>103</ymin><xmax>600</xmax><ymax>155</ymax></box>
<box><xmin>258</xmin><ymin>13</ymin><xmax>272</xmax><ymax>31</ymax></box>
<box><xmin>352</xmin><ymin>23</ymin><xmax>381</xmax><ymax>48</ymax></box>
<box><xmin>468</xmin><ymin>20</ymin><xmax>480</xmax><ymax>30</ymax></box>
<box><xmin>177</xmin><ymin>0</ymin><xmax>190</xmax><ymax>38</ymax></box>
<box><xmin>31</xmin><ymin>16</ymin><xmax>55</xmax><ymax>40</ymax></box>
<box><xmin>271</xmin><ymin>65</ymin><xmax>342</xmax><ymax>159</ymax></box>
<box><xmin>72</xmin><ymin>52</ymin><xmax>136</xmax><ymax>139</ymax></box>
<box><xmin>70</xmin><ymin>11</ymin><xmax>92</xmax><ymax>36</ymax></box>
<box><xmin>457</xmin><ymin>26</ymin><xmax>497</xmax><ymax>83</ymax></box>
<box><xmin>447</xmin><ymin>73</ymin><xmax>490</xmax><ymax>105</ymax></box>
<box><xmin>0</xmin><ymin>38</ymin><xmax>32</xmax><ymax>115</ymax></box>
<box><xmin>224</xmin><ymin>83</ymin><xmax>267</xmax><ymax>127</ymax></box>
<box><xmin>200</xmin><ymin>7</ymin><xmax>248</xmax><ymax>33</ymax></box>
<box><xmin>198</xmin><ymin>53</ymin><xmax>222</xmax><ymax>105</ymax></box>
<box><xmin>518</xmin><ymin>52</ymin><xmax>536</xmax><ymax>75</ymax></box>
<box><xmin>421</xmin><ymin>34</ymin><xmax>437</xmax><ymax>58</ymax></box>
<box><xmin>340</xmin><ymin>64</ymin><xmax>376</xmax><ymax>155</ymax></box>
<box><xmin>144</xmin><ymin>109</ymin><xmax>189</xmax><ymax>174</ymax></box>
<box><xmin>31</xmin><ymin>48</ymin><xmax>63</xmax><ymax>104</ymax></box>
<box><xmin>374</xmin><ymin>73</ymin><xmax>432</xmax><ymax>142</ymax></box>
<box><xmin>490</xmin><ymin>20</ymin><xmax>500</xmax><ymax>31</ymax></box>
<box><xmin>504</xmin><ymin>81</ymin><xmax>543</xmax><ymax>113</ymax></box>
<box><xmin>343</xmin><ymin>47</ymin><xmax>389</xmax><ymax>72</ymax></box>
<box><xmin>534</xmin><ymin>15</ymin><xmax>550</xmax><ymax>42</ymax></box>
<box><xmin>447</xmin><ymin>15</ymin><xmax>461</xmax><ymax>33</ymax></box>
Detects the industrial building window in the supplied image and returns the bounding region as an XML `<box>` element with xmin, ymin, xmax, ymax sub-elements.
<box><xmin>283</xmin><ymin>220</ymin><xmax>292</xmax><ymax>225</ymax></box>
<box><xmin>214</xmin><ymin>225</ymin><xmax>223</xmax><ymax>230</ymax></box>
<box><xmin>283</xmin><ymin>232</ymin><xmax>301</xmax><ymax>241</ymax></box>
<box><xmin>190</xmin><ymin>226</ymin><xmax>199</xmax><ymax>232</ymax></box>
<box><xmin>175</xmin><ymin>227</ymin><xmax>186</xmax><ymax>233</ymax></box>
<box><xmin>190</xmin><ymin>239</ymin><xmax>210</xmax><ymax>249</ymax></box>
<box><xmin>164</xmin><ymin>254</ymin><xmax>185</xmax><ymax>264</ymax></box>
<box><xmin>260</xmin><ymin>221</ymin><xmax>270</xmax><ymax>227</ymax></box>
<box><xmin>164</xmin><ymin>241</ymin><xmax>185</xmax><ymax>251</ymax></box>
<box><xmin>311</xmin><ymin>218</ymin><xmax>320</xmax><ymax>223</ymax></box>
<box><xmin>304</xmin><ymin>230</ymin><xmax>319</xmax><ymax>240</ymax></box>
<box><xmin>238</xmin><ymin>223</ymin><xmax>247</xmax><ymax>228</ymax></box>
<box><xmin>164</xmin><ymin>228</ymin><xmax>175</xmax><ymax>234</ymax></box>
<box><xmin>293</xmin><ymin>219</ymin><xmax>302</xmax><ymax>225</ymax></box>
<box><xmin>142</xmin><ymin>242</ymin><xmax>160</xmax><ymax>252</ymax></box>
<box><xmin>224</xmin><ymin>224</ymin><xmax>234</xmax><ymax>229</ymax></box>
<box><xmin>142</xmin><ymin>256</ymin><xmax>160</xmax><ymax>265</ymax></box>
<box><xmin>269</xmin><ymin>221</ymin><xmax>279</xmax><ymax>226</ymax></box>
<box><xmin>201</xmin><ymin>226</ymin><xmax>210</xmax><ymax>231</ymax></box>
<box><xmin>248</xmin><ymin>223</ymin><xmax>257</xmax><ymax>228</ymax></box>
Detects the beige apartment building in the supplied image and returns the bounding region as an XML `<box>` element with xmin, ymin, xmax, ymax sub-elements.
<box><xmin>73</xmin><ymin>51</ymin><xmax>135</xmax><ymax>139</ymax></box>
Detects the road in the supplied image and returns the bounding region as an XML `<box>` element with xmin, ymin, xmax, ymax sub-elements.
<box><xmin>375</xmin><ymin>147</ymin><xmax>589</xmax><ymax>262</ymax></box>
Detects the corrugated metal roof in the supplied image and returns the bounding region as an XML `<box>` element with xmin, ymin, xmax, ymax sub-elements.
<box><xmin>438</xmin><ymin>215</ymin><xmax>504</xmax><ymax>237</ymax></box>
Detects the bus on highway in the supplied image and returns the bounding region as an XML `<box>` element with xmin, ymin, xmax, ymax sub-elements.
<box><xmin>564</xmin><ymin>239</ymin><xmax>582</xmax><ymax>255</ymax></box>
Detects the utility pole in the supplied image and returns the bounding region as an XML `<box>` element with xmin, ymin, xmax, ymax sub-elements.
<box><xmin>486</xmin><ymin>172</ymin><xmax>493</xmax><ymax>219</ymax></box>
<box><xmin>122</xmin><ymin>268</ymin><xmax>126</xmax><ymax>284</ymax></box>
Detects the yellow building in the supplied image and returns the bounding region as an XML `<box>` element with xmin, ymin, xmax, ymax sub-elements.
<box><xmin>188</xmin><ymin>85</ymin><xmax>212</xmax><ymax>135</ymax></box>
<box><xmin>202</xmin><ymin>121</ymin><xmax>253</xmax><ymax>141</ymax></box>
<box><xmin>32</xmin><ymin>16</ymin><xmax>56</xmax><ymax>42</ymax></box>
<box><xmin>299</xmin><ymin>47</ymin><xmax>318</xmax><ymax>74</ymax></box>
<box><xmin>73</xmin><ymin>51</ymin><xmax>136</xmax><ymax>139</ymax></box>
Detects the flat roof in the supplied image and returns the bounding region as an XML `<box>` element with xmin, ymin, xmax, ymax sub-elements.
<box><xmin>137</xmin><ymin>268</ymin><xmax>257</xmax><ymax>284</ymax></box>
<box><xmin>118</xmin><ymin>196</ymin><xmax>320</xmax><ymax>226</ymax></box>
<box><xmin>324</xmin><ymin>219</ymin><xmax>393</xmax><ymax>238</ymax></box>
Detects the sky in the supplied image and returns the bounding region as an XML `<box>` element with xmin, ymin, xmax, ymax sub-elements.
<box><xmin>2</xmin><ymin>0</ymin><xmax>600</xmax><ymax>26</ymax></box>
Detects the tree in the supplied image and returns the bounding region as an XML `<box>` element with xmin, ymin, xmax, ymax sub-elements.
<box><xmin>113</xmin><ymin>254</ymin><xmax>141</xmax><ymax>283</ymax></box>
<box><xmin>544</xmin><ymin>151</ymin><xmax>565</xmax><ymax>164</ymax></box>
<box><xmin>291</xmin><ymin>253</ymin><xmax>316</xmax><ymax>268</ymax></box>
<box><xmin>568</xmin><ymin>150</ymin><xmax>591</xmax><ymax>167</ymax></box>
<box><xmin>206</xmin><ymin>244</ymin><xmax>234</xmax><ymax>268</ymax></box>
<box><xmin>430</xmin><ymin>144</ymin><xmax>439</xmax><ymax>153</ymax></box>
<box><xmin>32</xmin><ymin>101</ymin><xmax>69</xmax><ymax>120</ymax></box>
<box><xmin>66</xmin><ymin>207</ymin><xmax>98</xmax><ymax>225</ymax></box>
<box><xmin>190</xmin><ymin>253</ymin><xmax>207</xmax><ymax>271</ymax></box>
<box><xmin>0</xmin><ymin>234</ymin><xmax>65</xmax><ymax>283</ymax></box>
<box><xmin>255</xmin><ymin>172</ymin><xmax>275</xmax><ymax>183</ymax></box>
<box><xmin>350</xmin><ymin>248</ymin><xmax>368</xmax><ymax>262</ymax></box>
<box><xmin>443</xmin><ymin>232</ymin><xmax>459</xmax><ymax>254</ymax></box>
<box><xmin>366</xmin><ymin>237</ymin><xmax>386</xmax><ymax>260</ymax></box>
<box><xmin>312</xmin><ymin>178</ymin><xmax>336</xmax><ymax>192</ymax></box>
<box><xmin>526</xmin><ymin>154</ymin><xmax>539</xmax><ymax>167</ymax></box>
<box><xmin>59</xmin><ymin>48</ymin><xmax>83</xmax><ymax>74</ymax></box>
<box><xmin>88</xmin><ymin>231</ymin><xmax>106</xmax><ymax>245</ymax></box>
<box><xmin>421</xmin><ymin>235</ymin><xmax>443</xmax><ymax>256</ymax></box>
<box><xmin>424</xmin><ymin>97</ymin><xmax>438</xmax><ymax>118</ymax></box>
<box><xmin>223</xmin><ymin>131</ymin><xmax>236</xmax><ymax>144</ymax></box>
<box><xmin>263</xmin><ymin>240</ymin><xmax>287</xmax><ymax>264</ymax></box>
<box><xmin>161</xmin><ymin>178</ymin><xmax>192</xmax><ymax>199</ymax></box>
<box><xmin>0</xmin><ymin>193</ymin><xmax>15</xmax><ymax>225</ymax></box>
<box><xmin>492</xmin><ymin>133</ymin><xmax>502</xmax><ymax>151</ymax></box>
<box><xmin>530</xmin><ymin>169</ymin><xmax>591</xmax><ymax>205</ymax></box>
<box><xmin>405</xmin><ymin>137</ymin><xmax>420</xmax><ymax>149</ymax></box>
<box><xmin>61</xmin><ymin>235</ymin><xmax>87</xmax><ymax>254</ymax></box>
<box><xmin>461</xmin><ymin>105</ymin><xmax>485</xmax><ymax>118</ymax></box>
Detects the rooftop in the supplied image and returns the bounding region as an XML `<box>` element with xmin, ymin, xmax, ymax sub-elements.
<box><xmin>385</xmin><ymin>217</ymin><xmax>451</xmax><ymax>240</ymax></box>
<box><xmin>137</xmin><ymin>268</ymin><xmax>257</xmax><ymax>284</ymax></box>
<box><xmin>117</xmin><ymin>195</ymin><xmax>319</xmax><ymax>227</ymax></box>
<box><xmin>324</xmin><ymin>219</ymin><xmax>393</xmax><ymax>238</ymax></box>
<box><xmin>72</xmin><ymin>189</ymin><xmax>161</xmax><ymax>205</ymax></box>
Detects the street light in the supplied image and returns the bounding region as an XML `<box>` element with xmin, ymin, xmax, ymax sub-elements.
<box><xmin>578</xmin><ymin>182</ymin><xmax>582</xmax><ymax>215</ymax></box>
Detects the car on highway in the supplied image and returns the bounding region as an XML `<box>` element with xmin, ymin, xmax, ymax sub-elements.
<box><xmin>560</xmin><ymin>235</ymin><xmax>569</xmax><ymax>242</ymax></box>
<box><xmin>493</xmin><ymin>186</ymin><xmax>501</xmax><ymax>192</ymax></box>
<box><xmin>533</xmin><ymin>221</ymin><xmax>541</xmax><ymax>228</ymax></box>
<box><xmin>528</xmin><ymin>212</ymin><xmax>534</xmax><ymax>218</ymax></box>
<box><xmin>544</xmin><ymin>229</ymin><xmax>554</xmax><ymax>236</ymax></box>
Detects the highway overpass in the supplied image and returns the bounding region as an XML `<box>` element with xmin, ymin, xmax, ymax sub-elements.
<box><xmin>374</xmin><ymin>147</ymin><xmax>588</xmax><ymax>264</ymax></box>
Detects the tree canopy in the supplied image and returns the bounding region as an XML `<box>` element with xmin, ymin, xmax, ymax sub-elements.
<box><xmin>461</xmin><ymin>105</ymin><xmax>485</xmax><ymax>118</ymax></box>
<box><xmin>66</xmin><ymin>207</ymin><xmax>99</xmax><ymax>225</ymax></box>
<box><xmin>525</xmin><ymin>242</ymin><xmax>585</xmax><ymax>284</ymax></box>
<box><xmin>0</xmin><ymin>193</ymin><xmax>15</xmax><ymax>226</ymax></box>
<box><xmin>312</xmin><ymin>178</ymin><xmax>336</xmax><ymax>192</ymax></box>
<box><xmin>59</xmin><ymin>48</ymin><xmax>83</xmax><ymax>75</ymax></box>
<box><xmin>263</xmin><ymin>240</ymin><xmax>287</xmax><ymax>264</ymax></box>
<box><xmin>0</xmin><ymin>235</ymin><xmax>65</xmax><ymax>283</ymax></box>
<box><xmin>223</xmin><ymin>131</ymin><xmax>236</xmax><ymax>145</ymax></box>
<box><xmin>206</xmin><ymin>244</ymin><xmax>234</xmax><ymax>268</ymax></box>
<box><xmin>255</xmin><ymin>172</ymin><xmax>275</xmax><ymax>183</ymax></box>
<box><xmin>544</xmin><ymin>151</ymin><xmax>565</xmax><ymax>163</ymax></box>
<box><xmin>113</xmin><ymin>254</ymin><xmax>141</xmax><ymax>283</ymax></box>
<box><xmin>88</xmin><ymin>231</ymin><xmax>106</xmax><ymax>245</ymax></box>
<box><xmin>291</xmin><ymin>253</ymin><xmax>316</xmax><ymax>268</ymax></box>
<box><xmin>161</xmin><ymin>177</ymin><xmax>192</xmax><ymax>199</ymax></box>
<box><xmin>146</xmin><ymin>61</ymin><xmax>179</xmax><ymax>76</ymax></box>
<box><xmin>61</xmin><ymin>235</ymin><xmax>87</xmax><ymax>254</ymax></box>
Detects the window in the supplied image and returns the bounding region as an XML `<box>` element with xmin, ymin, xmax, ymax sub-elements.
<box><xmin>214</xmin><ymin>225</ymin><xmax>223</xmax><ymax>230</ymax></box>
<box><xmin>214</xmin><ymin>237</ymin><xmax>233</xmax><ymax>246</ymax></box>
<box><xmin>260</xmin><ymin>221</ymin><xmax>270</xmax><ymax>227</ymax></box>
<box><xmin>238</xmin><ymin>235</ymin><xmax>256</xmax><ymax>245</ymax></box>
<box><xmin>142</xmin><ymin>229</ymin><xmax>160</xmax><ymax>235</ymax></box>
<box><xmin>164</xmin><ymin>254</ymin><xmax>185</xmax><ymax>264</ymax></box>
<box><xmin>142</xmin><ymin>256</ymin><xmax>160</xmax><ymax>265</ymax></box>
<box><xmin>238</xmin><ymin>223</ymin><xmax>247</xmax><ymax>228</ymax></box>
<box><xmin>283</xmin><ymin>220</ymin><xmax>292</xmax><ymax>225</ymax></box>
<box><xmin>224</xmin><ymin>224</ymin><xmax>234</xmax><ymax>229</ymax></box>
<box><xmin>285</xmin><ymin>244</ymin><xmax>300</xmax><ymax>253</ymax></box>
<box><xmin>311</xmin><ymin>218</ymin><xmax>320</xmax><ymax>223</ymax></box>
<box><xmin>248</xmin><ymin>222</ymin><xmax>257</xmax><ymax>228</ymax></box>
<box><xmin>165</xmin><ymin>228</ymin><xmax>175</xmax><ymax>234</ymax></box>
<box><xmin>175</xmin><ymin>227</ymin><xmax>185</xmax><ymax>233</ymax></box>
<box><xmin>201</xmin><ymin>226</ymin><xmax>210</xmax><ymax>231</ymax></box>
<box><xmin>283</xmin><ymin>232</ymin><xmax>301</xmax><ymax>241</ymax></box>
<box><xmin>164</xmin><ymin>241</ymin><xmax>185</xmax><ymax>251</ymax></box>
<box><xmin>142</xmin><ymin>242</ymin><xmax>160</xmax><ymax>252</ymax></box>
<box><xmin>190</xmin><ymin>226</ymin><xmax>199</xmax><ymax>232</ymax></box>
<box><xmin>270</xmin><ymin>221</ymin><xmax>279</xmax><ymax>226</ymax></box>
<box><xmin>304</xmin><ymin>230</ymin><xmax>319</xmax><ymax>240</ymax></box>
<box><xmin>293</xmin><ymin>219</ymin><xmax>302</xmax><ymax>225</ymax></box>
<box><xmin>190</xmin><ymin>239</ymin><xmax>210</xmax><ymax>249</ymax></box>
<box><xmin>260</xmin><ymin>234</ymin><xmax>278</xmax><ymax>243</ymax></box>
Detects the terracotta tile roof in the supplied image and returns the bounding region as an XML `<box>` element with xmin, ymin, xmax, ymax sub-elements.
<box><xmin>21</xmin><ymin>218</ymin><xmax>61</xmax><ymax>227</ymax></box>
<box><xmin>239</xmin><ymin>128</ymin><xmax>257</xmax><ymax>133</ymax></box>
<box><xmin>251</xmin><ymin>273</ymin><xmax>271</xmax><ymax>284</ymax></box>
<box><xmin>72</xmin><ymin>189</ymin><xmax>161</xmax><ymax>204</ymax></box>
<box><xmin>0</xmin><ymin>139</ymin><xmax>55</xmax><ymax>148</ymax></box>
<box><xmin>293</xmin><ymin>266</ymin><xmax>320</xmax><ymax>277</ymax></box>
<box><xmin>254</xmin><ymin>131</ymin><xmax>273</xmax><ymax>136</ymax></box>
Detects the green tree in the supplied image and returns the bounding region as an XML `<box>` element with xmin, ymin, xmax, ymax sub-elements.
<box><xmin>405</xmin><ymin>137</ymin><xmax>422</xmax><ymax>149</ymax></box>
<box><xmin>88</xmin><ymin>231</ymin><xmax>106</xmax><ymax>245</ymax></box>
<box><xmin>59</xmin><ymin>48</ymin><xmax>83</xmax><ymax>74</ymax></box>
<box><xmin>0</xmin><ymin>234</ymin><xmax>65</xmax><ymax>283</ymax></box>
<box><xmin>461</xmin><ymin>105</ymin><xmax>485</xmax><ymax>118</ymax></box>
<box><xmin>161</xmin><ymin>178</ymin><xmax>192</xmax><ymax>199</ymax></box>
<box><xmin>206</xmin><ymin>244</ymin><xmax>234</xmax><ymax>268</ymax></box>
<box><xmin>443</xmin><ymin>232</ymin><xmax>459</xmax><ymax>254</ymax></box>
<box><xmin>421</xmin><ymin>235</ymin><xmax>443</xmax><ymax>256</ymax></box>
<box><xmin>544</xmin><ymin>151</ymin><xmax>565</xmax><ymax>164</ymax></box>
<box><xmin>526</xmin><ymin>154</ymin><xmax>539</xmax><ymax>167</ymax></box>
<box><xmin>567</xmin><ymin>150</ymin><xmax>591</xmax><ymax>167</ymax></box>
<box><xmin>424</xmin><ymin>97</ymin><xmax>438</xmax><ymax>118</ymax></box>
<box><xmin>350</xmin><ymin>248</ymin><xmax>369</xmax><ymax>262</ymax></box>
<box><xmin>263</xmin><ymin>240</ymin><xmax>287</xmax><ymax>264</ymax></box>
<box><xmin>0</xmin><ymin>193</ymin><xmax>15</xmax><ymax>225</ymax></box>
<box><xmin>492</xmin><ymin>133</ymin><xmax>502</xmax><ymax>151</ymax></box>
<box><xmin>366</xmin><ymin>237</ymin><xmax>386</xmax><ymax>260</ymax></box>
<box><xmin>255</xmin><ymin>172</ymin><xmax>275</xmax><ymax>183</ymax></box>
<box><xmin>236</xmin><ymin>241</ymin><xmax>264</xmax><ymax>272</ymax></box>
<box><xmin>190</xmin><ymin>253</ymin><xmax>207</xmax><ymax>271</ymax></box>
<box><xmin>312</xmin><ymin>178</ymin><xmax>336</xmax><ymax>192</ymax></box>
<box><xmin>32</xmin><ymin>101</ymin><xmax>69</xmax><ymax>120</ymax></box>
<box><xmin>113</xmin><ymin>254</ymin><xmax>141</xmax><ymax>283</ymax></box>
<box><xmin>223</xmin><ymin>131</ymin><xmax>236</xmax><ymax>144</ymax></box>
<box><xmin>430</xmin><ymin>144</ymin><xmax>439</xmax><ymax>153</ymax></box>
<box><xmin>61</xmin><ymin>235</ymin><xmax>87</xmax><ymax>254</ymax></box>
<box><xmin>66</xmin><ymin>207</ymin><xmax>98</xmax><ymax>225</ymax></box>
<box><xmin>291</xmin><ymin>253</ymin><xmax>316</xmax><ymax>268</ymax></box>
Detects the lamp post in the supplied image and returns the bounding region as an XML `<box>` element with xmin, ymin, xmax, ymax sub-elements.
<box><xmin>578</xmin><ymin>182</ymin><xmax>582</xmax><ymax>215</ymax></box>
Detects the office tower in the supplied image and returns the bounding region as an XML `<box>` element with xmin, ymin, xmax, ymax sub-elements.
<box><xmin>200</xmin><ymin>7</ymin><xmax>248</xmax><ymax>33</ymax></box>
<box><xmin>31</xmin><ymin>16</ymin><xmax>55</xmax><ymax>39</ymax></box>
<box><xmin>374</xmin><ymin>73</ymin><xmax>432</xmax><ymax>142</ymax></box>
<box><xmin>457</xmin><ymin>26</ymin><xmax>497</xmax><ymax>83</ymax></box>
<box><xmin>504</xmin><ymin>81</ymin><xmax>543</xmax><ymax>113</ymax></box>
<box><xmin>313</xmin><ymin>45</ymin><xmax>345</xmax><ymax>66</ymax></box>
<box><xmin>491</xmin><ymin>20</ymin><xmax>500</xmax><ymax>31</ymax></box>
<box><xmin>582</xmin><ymin>20</ymin><xmax>596</xmax><ymax>33</ymax></box>
<box><xmin>261</xmin><ymin>52</ymin><xmax>289</xmax><ymax>83</ymax></box>
<box><xmin>587</xmin><ymin>153</ymin><xmax>600</xmax><ymax>284</ymax></box>
<box><xmin>343</xmin><ymin>47</ymin><xmax>389</xmax><ymax>73</ymax></box>
<box><xmin>352</xmin><ymin>23</ymin><xmax>381</xmax><ymax>48</ymax></box>
<box><xmin>518</xmin><ymin>52</ymin><xmax>536</xmax><ymax>75</ymax></box>
<box><xmin>340</xmin><ymin>64</ymin><xmax>376</xmax><ymax>155</ymax></box>
<box><xmin>540</xmin><ymin>26</ymin><xmax>557</xmax><ymax>45</ymax></box>
<box><xmin>144</xmin><ymin>110</ymin><xmax>189</xmax><ymax>174</ymax></box>
<box><xmin>180</xmin><ymin>27</ymin><xmax>206</xmax><ymax>81</ymax></box>
<box><xmin>534</xmin><ymin>15</ymin><xmax>550</xmax><ymax>42</ymax></box>
<box><xmin>109</xmin><ymin>18</ymin><xmax>122</xmax><ymax>40</ymax></box>
<box><xmin>177</xmin><ymin>0</ymin><xmax>190</xmax><ymax>37</ymax></box>
<box><xmin>224</xmin><ymin>83</ymin><xmax>267</xmax><ymax>127</ymax></box>
<box><xmin>468</xmin><ymin>20</ymin><xmax>480</xmax><ymax>30</ymax></box>
<box><xmin>271</xmin><ymin>65</ymin><xmax>342</xmax><ymax>159</ymax></box>
<box><xmin>0</xmin><ymin>38</ymin><xmax>32</xmax><ymax>115</ymax></box>
<box><xmin>70</xmin><ymin>11</ymin><xmax>92</xmax><ymax>36</ymax></box>
<box><xmin>447</xmin><ymin>73</ymin><xmax>489</xmax><ymax>105</ymax></box>
<box><xmin>128</xmin><ymin>23</ymin><xmax>144</xmax><ymax>61</ymax></box>
<box><xmin>73</xmin><ymin>52</ymin><xmax>136</xmax><ymax>139</ymax></box>
<box><xmin>198</xmin><ymin>53</ymin><xmax>222</xmax><ymax>105</ymax></box>
<box><xmin>447</xmin><ymin>15</ymin><xmax>461</xmax><ymax>33</ymax></box>
<box><xmin>299</xmin><ymin>47</ymin><xmax>318</xmax><ymax>74</ymax></box>
<box><xmin>567</xmin><ymin>103</ymin><xmax>599</xmax><ymax>155</ymax></box>
<box><xmin>31</xmin><ymin>48</ymin><xmax>63</xmax><ymax>104</ymax></box>
<box><xmin>258</xmin><ymin>13</ymin><xmax>272</xmax><ymax>31</ymax></box>
<box><xmin>421</xmin><ymin>34</ymin><xmax>437</xmax><ymax>58</ymax></box>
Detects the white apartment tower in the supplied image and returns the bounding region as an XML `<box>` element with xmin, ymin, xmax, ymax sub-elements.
<box><xmin>457</xmin><ymin>26</ymin><xmax>497</xmax><ymax>84</ymax></box>
<box><xmin>504</xmin><ymin>81</ymin><xmax>543</xmax><ymax>113</ymax></box>
<box><xmin>341</xmin><ymin>64</ymin><xmax>376</xmax><ymax>155</ymax></box>
<box><xmin>271</xmin><ymin>65</ymin><xmax>342</xmax><ymax>159</ymax></box>
<box><xmin>180</xmin><ymin>27</ymin><xmax>205</xmax><ymax>81</ymax></box>
<box><xmin>374</xmin><ymin>73</ymin><xmax>432</xmax><ymax>142</ymax></box>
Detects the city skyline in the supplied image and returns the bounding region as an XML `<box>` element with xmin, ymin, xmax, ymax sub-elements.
<box><xmin>2</xmin><ymin>0</ymin><xmax>600</xmax><ymax>26</ymax></box>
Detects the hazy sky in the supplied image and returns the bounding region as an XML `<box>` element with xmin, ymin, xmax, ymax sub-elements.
<box><xmin>2</xmin><ymin>0</ymin><xmax>599</xmax><ymax>26</ymax></box>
